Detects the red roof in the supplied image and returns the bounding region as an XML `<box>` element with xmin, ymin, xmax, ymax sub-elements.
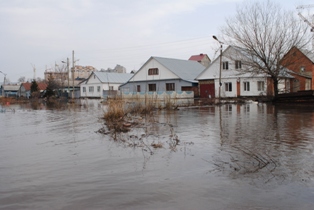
<box><xmin>189</xmin><ymin>53</ymin><xmax>207</xmax><ymax>62</ymax></box>
<box><xmin>22</xmin><ymin>82</ymin><xmax>47</xmax><ymax>91</ymax></box>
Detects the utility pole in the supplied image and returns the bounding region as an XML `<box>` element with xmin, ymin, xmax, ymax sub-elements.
<box><xmin>72</xmin><ymin>50</ymin><xmax>75</xmax><ymax>99</ymax></box>
<box><xmin>62</xmin><ymin>58</ymin><xmax>70</xmax><ymax>96</ymax></box>
<box><xmin>213</xmin><ymin>35</ymin><xmax>224</xmax><ymax>104</ymax></box>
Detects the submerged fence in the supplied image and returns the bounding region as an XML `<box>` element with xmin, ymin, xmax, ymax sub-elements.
<box><xmin>120</xmin><ymin>91</ymin><xmax>195</xmax><ymax>106</ymax></box>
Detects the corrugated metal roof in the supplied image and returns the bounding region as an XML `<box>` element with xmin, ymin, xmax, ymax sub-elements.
<box><xmin>153</xmin><ymin>57</ymin><xmax>205</xmax><ymax>82</ymax></box>
<box><xmin>3</xmin><ymin>85</ymin><xmax>20</xmax><ymax>91</ymax></box>
<box><xmin>21</xmin><ymin>82</ymin><xmax>47</xmax><ymax>91</ymax></box>
<box><xmin>94</xmin><ymin>72</ymin><xmax>132</xmax><ymax>84</ymax></box>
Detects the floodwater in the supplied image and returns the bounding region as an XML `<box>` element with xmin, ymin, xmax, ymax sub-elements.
<box><xmin>0</xmin><ymin>100</ymin><xmax>314</xmax><ymax>210</ymax></box>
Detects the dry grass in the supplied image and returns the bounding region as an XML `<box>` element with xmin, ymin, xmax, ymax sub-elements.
<box><xmin>104</xmin><ymin>98</ymin><xmax>125</xmax><ymax>121</ymax></box>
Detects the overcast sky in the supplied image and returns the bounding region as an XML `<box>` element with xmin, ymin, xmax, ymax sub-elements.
<box><xmin>0</xmin><ymin>0</ymin><xmax>311</xmax><ymax>82</ymax></box>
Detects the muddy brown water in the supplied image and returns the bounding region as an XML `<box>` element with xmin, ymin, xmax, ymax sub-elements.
<box><xmin>0</xmin><ymin>100</ymin><xmax>314</xmax><ymax>210</ymax></box>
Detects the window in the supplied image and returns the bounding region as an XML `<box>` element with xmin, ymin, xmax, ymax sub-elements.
<box><xmin>148</xmin><ymin>84</ymin><xmax>156</xmax><ymax>92</ymax></box>
<box><xmin>109</xmin><ymin>86</ymin><xmax>114</xmax><ymax>90</ymax></box>
<box><xmin>148</xmin><ymin>68</ymin><xmax>159</xmax><ymax>75</ymax></box>
<box><xmin>235</xmin><ymin>60</ymin><xmax>242</xmax><ymax>69</ymax></box>
<box><xmin>166</xmin><ymin>83</ymin><xmax>175</xmax><ymax>91</ymax></box>
<box><xmin>89</xmin><ymin>86</ymin><xmax>94</xmax><ymax>92</ymax></box>
<box><xmin>225</xmin><ymin>82</ymin><xmax>232</xmax><ymax>92</ymax></box>
<box><xmin>83</xmin><ymin>87</ymin><xmax>86</xmax><ymax>92</ymax></box>
<box><xmin>300</xmin><ymin>66</ymin><xmax>305</xmax><ymax>72</ymax></box>
<box><xmin>257</xmin><ymin>81</ymin><xmax>265</xmax><ymax>91</ymax></box>
<box><xmin>243</xmin><ymin>82</ymin><xmax>250</xmax><ymax>91</ymax></box>
<box><xmin>137</xmin><ymin>85</ymin><xmax>141</xmax><ymax>92</ymax></box>
<box><xmin>97</xmin><ymin>86</ymin><xmax>100</xmax><ymax>92</ymax></box>
<box><xmin>223</xmin><ymin>61</ymin><xmax>229</xmax><ymax>70</ymax></box>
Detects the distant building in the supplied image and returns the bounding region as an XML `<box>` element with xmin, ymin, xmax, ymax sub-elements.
<box><xmin>100</xmin><ymin>64</ymin><xmax>126</xmax><ymax>73</ymax></box>
<box><xmin>1</xmin><ymin>84</ymin><xmax>20</xmax><ymax>97</ymax></box>
<box><xmin>18</xmin><ymin>82</ymin><xmax>47</xmax><ymax>98</ymax></box>
<box><xmin>80</xmin><ymin>71</ymin><xmax>132</xmax><ymax>98</ymax></box>
<box><xmin>44</xmin><ymin>70</ymin><xmax>69</xmax><ymax>82</ymax></box>
<box><xmin>189</xmin><ymin>53</ymin><xmax>211</xmax><ymax>68</ymax></box>
<box><xmin>72</xmin><ymin>65</ymin><xmax>96</xmax><ymax>79</ymax></box>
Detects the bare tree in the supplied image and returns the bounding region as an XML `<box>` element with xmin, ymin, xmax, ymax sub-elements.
<box><xmin>36</xmin><ymin>77</ymin><xmax>44</xmax><ymax>82</ymax></box>
<box><xmin>18</xmin><ymin>76</ymin><xmax>26</xmax><ymax>83</ymax></box>
<box><xmin>54</xmin><ymin>62</ymin><xmax>68</xmax><ymax>91</ymax></box>
<box><xmin>221</xmin><ymin>0</ymin><xmax>312</xmax><ymax>98</ymax></box>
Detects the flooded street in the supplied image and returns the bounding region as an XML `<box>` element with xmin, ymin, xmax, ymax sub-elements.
<box><xmin>0</xmin><ymin>100</ymin><xmax>314</xmax><ymax>210</ymax></box>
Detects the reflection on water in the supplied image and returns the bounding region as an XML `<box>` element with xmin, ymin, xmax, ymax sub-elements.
<box><xmin>0</xmin><ymin>100</ymin><xmax>314</xmax><ymax>210</ymax></box>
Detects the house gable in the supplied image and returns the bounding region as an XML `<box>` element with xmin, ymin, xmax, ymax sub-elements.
<box><xmin>129</xmin><ymin>56</ymin><xmax>204</xmax><ymax>83</ymax></box>
<box><xmin>196</xmin><ymin>46</ymin><xmax>256</xmax><ymax>80</ymax></box>
<box><xmin>282</xmin><ymin>46</ymin><xmax>314</xmax><ymax>90</ymax></box>
<box><xmin>129</xmin><ymin>57</ymin><xmax>179</xmax><ymax>82</ymax></box>
<box><xmin>85</xmin><ymin>72</ymin><xmax>102</xmax><ymax>85</ymax></box>
<box><xmin>189</xmin><ymin>53</ymin><xmax>211</xmax><ymax>67</ymax></box>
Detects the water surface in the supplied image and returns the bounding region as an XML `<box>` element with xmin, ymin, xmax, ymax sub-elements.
<box><xmin>0</xmin><ymin>101</ymin><xmax>313</xmax><ymax>209</ymax></box>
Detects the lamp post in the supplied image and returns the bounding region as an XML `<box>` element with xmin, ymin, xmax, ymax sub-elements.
<box><xmin>71</xmin><ymin>50</ymin><xmax>79</xmax><ymax>99</ymax></box>
<box><xmin>213</xmin><ymin>35</ymin><xmax>223</xmax><ymax>103</ymax></box>
<box><xmin>0</xmin><ymin>71</ymin><xmax>7</xmax><ymax>97</ymax></box>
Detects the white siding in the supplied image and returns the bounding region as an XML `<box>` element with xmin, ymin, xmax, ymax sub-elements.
<box><xmin>240</xmin><ymin>77</ymin><xmax>267</xmax><ymax>96</ymax></box>
<box><xmin>131</xmin><ymin>58</ymin><xmax>179</xmax><ymax>81</ymax></box>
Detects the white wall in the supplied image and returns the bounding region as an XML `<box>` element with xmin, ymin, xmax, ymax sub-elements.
<box><xmin>240</xmin><ymin>77</ymin><xmax>267</xmax><ymax>96</ymax></box>
<box><xmin>81</xmin><ymin>83</ymin><xmax>121</xmax><ymax>98</ymax></box>
<box><xmin>215</xmin><ymin>77</ymin><xmax>267</xmax><ymax>98</ymax></box>
<box><xmin>131</xmin><ymin>58</ymin><xmax>179</xmax><ymax>81</ymax></box>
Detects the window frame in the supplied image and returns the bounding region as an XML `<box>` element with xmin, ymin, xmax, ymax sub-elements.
<box><xmin>235</xmin><ymin>60</ymin><xmax>242</xmax><ymax>69</ymax></box>
<box><xmin>166</xmin><ymin>83</ymin><xmax>175</xmax><ymax>91</ymax></box>
<box><xmin>148</xmin><ymin>68</ymin><xmax>159</xmax><ymax>75</ymax></box>
<box><xmin>223</xmin><ymin>61</ymin><xmax>229</xmax><ymax>70</ymax></box>
<box><xmin>89</xmin><ymin>86</ymin><xmax>94</xmax><ymax>92</ymax></box>
<box><xmin>97</xmin><ymin>86</ymin><xmax>100</xmax><ymax>92</ymax></box>
<box><xmin>225</xmin><ymin>82</ymin><xmax>232</xmax><ymax>92</ymax></box>
<box><xmin>148</xmin><ymin>84</ymin><xmax>157</xmax><ymax>92</ymax></box>
<box><xmin>243</xmin><ymin>81</ymin><xmax>250</xmax><ymax>91</ymax></box>
<box><xmin>137</xmin><ymin>85</ymin><xmax>141</xmax><ymax>92</ymax></box>
<box><xmin>257</xmin><ymin>81</ymin><xmax>265</xmax><ymax>91</ymax></box>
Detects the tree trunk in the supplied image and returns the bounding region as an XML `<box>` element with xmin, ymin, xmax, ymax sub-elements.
<box><xmin>273</xmin><ymin>78</ymin><xmax>279</xmax><ymax>101</ymax></box>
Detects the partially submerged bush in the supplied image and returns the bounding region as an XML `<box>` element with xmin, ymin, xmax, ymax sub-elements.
<box><xmin>104</xmin><ymin>99</ymin><xmax>125</xmax><ymax>121</ymax></box>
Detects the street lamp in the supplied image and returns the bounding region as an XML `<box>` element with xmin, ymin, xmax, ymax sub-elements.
<box><xmin>213</xmin><ymin>35</ymin><xmax>223</xmax><ymax>103</ymax></box>
<box><xmin>0</xmin><ymin>71</ymin><xmax>7</xmax><ymax>97</ymax></box>
<box><xmin>71</xmin><ymin>50</ymin><xmax>79</xmax><ymax>99</ymax></box>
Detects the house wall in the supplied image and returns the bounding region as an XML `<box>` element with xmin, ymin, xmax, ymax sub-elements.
<box><xmin>120</xmin><ymin>79</ymin><xmax>193</xmax><ymax>93</ymax></box>
<box><xmin>130</xmin><ymin>59</ymin><xmax>179</xmax><ymax>82</ymax></box>
<box><xmin>282</xmin><ymin>47</ymin><xmax>313</xmax><ymax>91</ymax></box>
<box><xmin>215</xmin><ymin>77</ymin><xmax>268</xmax><ymax>98</ymax></box>
<box><xmin>81</xmin><ymin>83</ymin><xmax>121</xmax><ymax>98</ymax></box>
<box><xmin>19</xmin><ymin>86</ymin><xmax>30</xmax><ymax>97</ymax></box>
<box><xmin>80</xmin><ymin>74</ymin><xmax>122</xmax><ymax>98</ymax></box>
<box><xmin>240</xmin><ymin>77</ymin><xmax>267</xmax><ymax>96</ymax></box>
<box><xmin>200</xmin><ymin>56</ymin><xmax>211</xmax><ymax>68</ymax></box>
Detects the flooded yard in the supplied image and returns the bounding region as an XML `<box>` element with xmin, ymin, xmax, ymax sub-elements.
<box><xmin>0</xmin><ymin>100</ymin><xmax>314</xmax><ymax>210</ymax></box>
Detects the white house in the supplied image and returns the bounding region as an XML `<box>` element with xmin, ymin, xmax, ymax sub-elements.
<box><xmin>80</xmin><ymin>71</ymin><xmax>133</xmax><ymax>98</ymax></box>
<box><xmin>120</xmin><ymin>56</ymin><xmax>205</xmax><ymax>98</ymax></box>
<box><xmin>196</xmin><ymin>46</ymin><xmax>292</xmax><ymax>98</ymax></box>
